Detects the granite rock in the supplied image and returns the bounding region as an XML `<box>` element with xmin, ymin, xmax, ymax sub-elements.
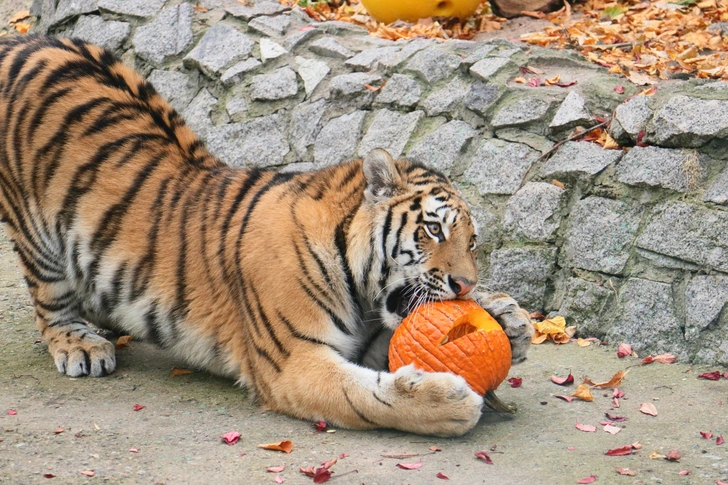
<box><xmin>404</xmin><ymin>47</ymin><xmax>462</xmax><ymax>84</ymax></box>
<box><xmin>206</xmin><ymin>114</ymin><xmax>289</xmax><ymax>168</ymax></box>
<box><xmin>608</xmin><ymin>95</ymin><xmax>652</xmax><ymax>144</ymax></box>
<box><xmin>557</xmin><ymin>278</ymin><xmax>613</xmax><ymax>338</ymax></box>
<box><xmin>464</xmin><ymin>139</ymin><xmax>539</xmax><ymax>195</ymax></box>
<box><xmin>52</xmin><ymin>0</ymin><xmax>98</xmax><ymax>27</ymax></box>
<box><xmin>422</xmin><ymin>77</ymin><xmax>469</xmax><ymax>117</ymax></box>
<box><xmin>224</xmin><ymin>0</ymin><xmax>290</xmax><ymax>20</ymax></box>
<box><xmin>133</xmin><ymin>3</ymin><xmax>194</xmax><ymax>65</ymax></box>
<box><xmin>314</xmin><ymin>111</ymin><xmax>367</xmax><ymax>167</ymax></box>
<box><xmin>704</xmin><ymin>167</ymin><xmax>728</xmax><ymax>204</ymax></box>
<box><xmin>469</xmin><ymin>57</ymin><xmax>513</xmax><ymax>81</ymax></box>
<box><xmin>248</xmin><ymin>15</ymin><xmax>290</xmax><ymax>37</ymax></box>
<box><xmin>220</xmin><ymin>58</ymin><xmax>262</xmax><ymax>86</ymax></box>
<box><xmin>358</xmin><ymin>109</ymin><xmax>423</xmax><ymax>158</ymax></box>
<box><xmin>549</xmin><ymin>91</ymin><xmax>592</xmax><ymax>131</ymax></box>
<box><xmin>181</xmin><ymin>88</ymin><xmax>217</xmax><ymax>139</ymax></box>
<box><xmin>98</xmin><ymin>0</ymin><xmax>165</xmax><ymax>17</ymax></box>
<box><xmin>289</xmin><ymin>99</ymin><xmax>327</xmax><ymax>160</ymax></box>
<box><xmin>503</xmin><ymin>182</ymin><xmax>564</xmax><ymax>242</ymax></box>
<box><xmin>491</xmin><ymin>97</ymin><xmax>551</xmax><ymax>128</ymax></box>
<box><xmin>486</xmin><ymin>248</ymin><xmax>557</xmax><ymax>311</ymax></box>
<box><xmin>616</xmin><ymin>146</ymin><xmax>706</xmax><ymax>192</ymax></box>
<box><xmin>184</xmin><ymin>23</ymin><xmax>255</xmax><ymax>77</ymax></box>
<box><xmin>345</xmin><ymin>47</ymin><xmax>400</xmax><ymax>71</ymax></box>
<box><xmin>260</xmin><ymin>38</ymin><xmax>288</xmax><ymax>62</ymax></box>
<box><xmin>147</xmin><ymin>69</ymin><xmax>199</xmax><ymax>112</ymax></box>
<box><xmin>685</xmin><ymin>275</ymin><xmax>728</xmax><ymax>341</ymax></box>
<box><xmin>540</xmin><ymin>141</ymin><xmax>622</xmax><ymax>180</ymax></box>
<box><xmin>464</xmin><ymin>82</ymin><xmax>501</xmax><ymax>118</ymax></box>
<box><xmin>72</xmin><ymin>15</ymin><xmax>129</xmax><ymax>51</ymax></box>
<box><xmin>375</xmin><ymin>74</ymin><xmax>421</xmax><ymax>108</ymax></box>
<box><xmin>250</xmin><ymin>67</ymin><xmax>299</xmax><ymax>101</ymax></box>
<box><xmin>294</xmin><ymin>57</ymin><xmax>330</xmax><ymax>97</ymax></box>
<box><xmin>309</xmin><ymin>37</ymin><xmax>355</xmax><ymax>59</ymax></box>
<box><xmin>406</xmin><ymin>120</ymin><xmax>477</xmax><ymax>175</ymax></box>
<box><xmin>648</xmin><ymin>95</ymin><xmax>728</xmax><ymax>147</ymax></box>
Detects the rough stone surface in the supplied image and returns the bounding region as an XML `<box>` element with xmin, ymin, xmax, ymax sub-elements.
<box><xmin>461</xmin><ymin>44</ymin><xmax>498</xmax><ymax>66</ymax></box>
<box><xmin>378</xmin><ymin>39</ymin><xmax>432</xmax><ymax>69</ymax></box>
<box><xmin>289</xmin><ymin>99</ymin><xmax>327</xmax><ymax>160</ymax></box>
<box><xmin>358</xmin><ymin>109</ymin><xmax>423</xmax><ymax>158</ymax></box>
<box><xmin>609</xmin><ymin>95</ymin><xmax>652</xmax><ymax>144</ymax></box>
<box><xmin>71</xmin><ymin>15</ymin><xmax>129</xmax><ymax>51</ymax></box>
<box><xmin>294</xmin><ymin>57</ymin><xmax>330</xmax><ymax>97</ymax></box>
<box><xmin>469</xmin><ymin>57</ymin><xmax>513</xmax><ymax>81</ymax></box>
<box><xmin>549</xmin><ymin>91</ymin><xmax>592</xmax><ymax>130</ymax></box>
<box><xmin>133</xmin><ymin>3</ymin><xmax>194</xmax><ymax>65</ymax></box>
<box><xmin>250</xmin><ymin>67</ymin><xmax>298</xmax><ymax>101</ymax></box>
<box><xmin>607</xmin><ymin>279</ymin><xmax>686</xmax><ymax>359</ymax></box>
<box><xmin>98</xmin><ymin>0</ymin><xmax>165</xmax><ymax>18</ymax></box>
<box><xmin>282</xmin><ymin>28</ymin><xmax>321</xmax><ymax>51</ymax></box>
<box><xmin>314</xmin><ymin>111</ymin><xmax>367</xmax><ymax>167</ymax></box>
<box><xmin>540</xmin><ymin>141</ymin><xmax>622</xmax><ymax>180</ymax></box>
<box><xmin>636</xmin><ymin>202</ymin><xmax>728</xmax><ymax>273</ymax></box>
<box><xmin>147</xmin><ymin>69</ymin><xmax>199</xmax><ymax>112</ymax></box>
<box><xmin>181</xmin><ymin>88</ymin><xmax>217</xmax><ymax>139</ymax></box>
<box><xmin>224</xmin><ymin>0</ymin><xmax>290</xmax><ymax>20</ymax></box>
<box><xmin>329</xmin><ymin>72</ymin><xmax>381</xmax><ymax>97</ymax></box>
<box><xmin>225</xmin><ymin>96</ymin><xmax>248</xmax><ymax>122</ymax></box>
<box><xmin>503</xmin><ymin>182</ymin><xmax>564</xmax><ymax>243</ymax></box>
<box><xmin>248</xmin><ymin>15</ymin><xmax>290</xmax><ymax>37</ymax></box>
<box><xmin>616</xmin><ymin>146</ymin><xmax>706</xmax><ymax>192</ymax></box>
<box><xmin>422</xmin><ymin>77</ymin><xmax>469</xmax><ymax>117</ymax></box>
<box><xmin>309</xmin><ymin>37</ymin><xmax>355</xmax><ymax>59</ymax></box>
<box><xmin>557</xmin><ymin>278</ymin><xmax>613</xmax><ymax>338</ymax></box>
<box><xmin>464</xmin><ymin>140</ymin><xmax>539</xmax><ymax>195</ymax></box>
<box><xmin>648</xmin><ymin>95</ymin><xmax>728</xmax><ymax>147</ymax></box>
<box><xmin>374</xmin><ymin>74</ymin><xmax>421</xmax><ymax>107</ymax></box>
<box><xmin>345</xmin><ymin>47</ymin><xmax>400</xmax><ymax>71</ymax></box>
<box><xmin>406</xmin><ymin>121</ymin><xmax>477</xmax><ymax>175</ymax></box>
<box><xmin>404</xmin><ymin>47</ymin><xmax>462</xmax><ymax>84</ymax></box>
<box><xmin>206</xmin><ymin>114</ymin><xmax>289</xmax><ymax>168</ymax></box>
<box><xmin>184</xmin><ymin>23</ymin><xmax>256</xmax><ymax>77</ymax></box>
<box><xmin>561</xmin><ymin>197</ymin><xmax>641</xmax><ymax>275</ymax></box>
<box><xmin>464</xmin><ymin>82</ymin><xmax>501</xmax><ymax>118</ymax></box>
<box><xmin>685</xmin><ymin>274</ymin><xmax>728</xmax><ymax>341</ymax></box>
<box><xmin>486</xmin><ymin>248</ymin><xmax>557</xmax><ymax>311</ymax></box>
<box><xmin>260</xmin><ymin>38</ymin><xmax>288</xmax><ymax>62</ymax></box>
<box><xmin>704</xmin><ymin>167</ymin><xmax>728</xmax><ymax>204</ymax></box>
<box><xmin>220</xmin><ymin>58</ymin><xmax>262</xmax><ymax>86</ymax></box>
<box><xmin>492</xmin><ymin>97</ymin><xmax>551</xmax><ymax>128</ymax></box>
<box><xmin>52</xmin><ymin>0</ymin><xmax>97</xmax><ymax>27</ymax></box>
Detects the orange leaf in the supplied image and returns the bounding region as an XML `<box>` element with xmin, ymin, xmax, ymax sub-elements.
<box><xmin>571</xmin><ymin>384</ymin><xmax>594</xmax><ymax>402</ymax></box>
<box><xmin>9</xmin><ymin>10</ymin><xmax>30</xmax><ymax>23</ymax></box>
<box><xmin>551</xmin><ymin>179</ymin><xmax>565</xmax><ymax>189</ymax></box>
<box><xmin>115</xmin><ymin>335</ymin><xmax>133</xmax><ymax>348</ymax></box>
<box><xmin>258</xmin><ymin>440</ymin><xmax>294</xmax><ymax>453</ymax></box>
<box><xmin>640</xmin><ymin>402</ymin><xmax>658</xmax><ymax>416</ymax></box>
<box><xmin>13</xmin><ymin>22</ymin><xmax>31</xmax><ymax>34</ymax></box>
<box><xmin>193</xmin><ymin>5</ymin><xmax>208</xmax><ymax>12</ymax></box>
<box><xmin>171</xmin><ymin>368</ymin><xmax>194</xmax><ymax>377</ymax></box>
<box><xmin>576</xmin><ymin>338</ymin><xmax>591</xmax><ymax>347</ymax></box>
<box><xmin>583</xmin><ymin>370</ymin><xmax>628</xmax><ymax>389</ymax></box>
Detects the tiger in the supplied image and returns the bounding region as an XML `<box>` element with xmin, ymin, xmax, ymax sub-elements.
<box><xmin>0</xmin><ymin>35</ymin><xmax>533</xmax><ymax>437</ymax></box>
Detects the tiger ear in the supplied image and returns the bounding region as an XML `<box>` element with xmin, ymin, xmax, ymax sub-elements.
<box><xmin>363</xmin><ymin>149</ymin><xmax>403</xmax><ymax>202</ymax></box>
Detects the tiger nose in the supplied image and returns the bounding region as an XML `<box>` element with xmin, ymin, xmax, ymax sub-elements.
<box><xmin>449</xmin><ymin>276</ymin><xmax>476</xmax><ymax>296</ymax></box>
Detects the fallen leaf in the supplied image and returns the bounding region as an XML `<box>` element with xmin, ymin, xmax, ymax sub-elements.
<box><xmin>617</xmin><ymin>343</ymin><xmax>632</xmax><ymax>358</ymax></box>
<box><xmin>552</xmin><ymin>179</ymin><xmax>565</xmax><ymax>189</ymax></box>
<box><xmin>576</xmin><ymin>338</ymin><xmax>591</xmax><ymax>347</ymax></box>
<box><xmin>320</xmin><ymin>458</ymin><xmax>337</xmax><ymax>470</ymax></box>
<box><xmin>339</xmin><ymin>453</ymin><xmax>349</xmax><ymax>458</ymax></box>
<box><xmin>649</xmin><ymin>451</ymin><xmax>666</xmax><ymax>459</ymax></box>
<box><xmin>603</xmin><ymin>424</ymin><xmax>621</xmax><ymax>435</ymax></box>
<box><xmin>259</xmin><ymin>441</ymin><xmax>294</xmax><ymax>453</ymax></box>
<box><xmin>631</xmin><ymin>442</ymin><xmax>642</xmax><ymax>450</ymax></box>
<box><xmin>544</xmin><ymin>74</ymin><xmax>561</xmax><ymax>85</ymax></box>
<box><xmin>507</xmin><ymin>377</ymin><xmax>523</xmax><ymax>388</ymax></box>
<box><xmin>652</xmin><ymin>353</ymin><xmax>677</xmax><ymax>364</ymax></box>
<box><xmin>115</xmin><ymin>335</ymin><xmax>132</xmax><ymax>348</ymax></box>
<box><xmin>274</xmin><ymin>476</ymin><xmax>285</xmax><ymax>484</ymax></box>
<box><xmin>474</xmin><ymin>451</ymin><xmax>493</xmax><ymax>464</ymax></box>
<box><xmin>614</xmin><ymin>85</ymin><xmax>625</xmax><ymax>94</ymax></box>
<box><xmin>528</xmin><ymin>77</ymin><xmax>542</xmax><ymax>87</ymax></box>
<box><xmin>551</xmin><ymin>373</ymin><xmax>574</xmax><ymax>385</ymax></box>
<box><xmin>665</xmin><ymin>450</ymin><xmax>680</xmax><ymax>462</ymax></box>
<box><xmin>605</xmin><ymin>445</ymin><xmax>634</xmax><ymax>456</ymax></box>
<box><xmin>397</xmin><ymin>462</ymin><xmax>423</xmax><ymax>470</ymax></box>
<box><xmin>170</xmin><ymin>368</ymin><xmax>194</xmax><ymax>377</ymax></box>
<box><xmin>514</xmin><ymin>76</ymin><xmax>528</xmax><ymax>84</ymax></box>
<box><xmin>576</xmin><ymin>474</ymin><xmax>597</xmax><ymax>483</ymax></box>
<box><xmin>698</xmin><ymin>371</ymin><xmax>722</xmax><ymax>380</ymax></box>
<box><xmin>605</xmin><ymin>413</ymin><xmax>627</xmax><ymax>422</ymax></box>
<box><xmin>571</xmin><ymin>384</ymin><xmax>594</xmax><ymax>402</ymax></box>
<box><xmin>678</xmin><ymin>470</ymin><xmax>691</xmax><ymax>476</ymax></box>
<box><xmin>222</xmin><ymin>431</ymin><xmax>241</xmax><ymax>445</ymax></box>
<box><xmin>54</xmin><ymin>428</ymin><xmax>64</xmax><ymax>434</ymax></box>
<box><xmin>9</xmin><ymin>10</ymin><xmax>30</xmax><ymax>23</ymax></box>
<box><xmin>615</xmin><ymin>467</ymin><xmax>635</xmax><ymax>476</ymax></box>
<box><xmin>532</xmin><ymin>316</ymin><xmax>572</xmax><ymax>344</ymax></box>
<box><xmin>13</xmin><ymin>22</ymin><xmax>31</xmax><ymax>34</ymax></box>
<box><xmin>584</xmin><ymin>370</ymin><xmax>628</xmax><ymax>389</ymax></box>
<box><xmin>79</xmin><ymin>470</ymin><xmax>95</xmax><ymax>477</ymax></box>
<box><xmin>364</xmin><ymin>84</ymin><xmax>382</xmax><ymax>92</ymax></box>
<box><xmin>313</xmin><ymin>421</ymin><xmax>327</xmax><ymax>432</ymax></box>
<box><xmin>555</xmin><ymin>395</ymin><xmax>575</xmax><ymax>402</ymax></box>
<box><xmin>717</xmin><ymin>481</ymin><xmax>728</xmax><ymax>485</ymax></box>
<box><xmin>576</xmin><ymin>421</ymin><xmax>597</xmax><ymax>432</ymax></box>
<box><xmin>436</xmin><ymin>471</ymin><xmax>450</xmax><ymax>479</ymax></box>
<box><xmin>267</xmin><ymin>465</ymin><xmax>286</xmax><ymax>473</ymax></box>
<box><xmin>7</xmin><ymin>410</ymin><xmax>17</xmax><ymax>415</ymax></box>
<box><xmin>313</xmin><ymin>468</ymin><xmax>332</xmax><ymax>483</ymax></box>
<box><xmin>701</xmin><ymin>431</ymin><xmax>713</xmax><ymax>439</ymax></box>
<box><xmin>43</xmin><ymin>474</ymin><xmax>55</xmax><ymax>478</ymax></box>
<box><xmin>639</xmin><ymin>402</ymin><xmax>658</xmax><ymax>416</ymax></box>
<box><xmin>193</xmin><ymin>4</ymin><xmax>208</xmax><ymax>11</ymax></box>
<box><xmin>133</xmin><ymin>404</ymin><xmax>145</xmax><ymax>412</ymax></box>
<box><xmin>129</xmin><ymin>448</ymin><xmax>138</xmax><ymax>453</ymax></box>
<box><xmin>717</xmin><ymin>436</ymin><xmax>725</xmax><ymax>445</ymax></box>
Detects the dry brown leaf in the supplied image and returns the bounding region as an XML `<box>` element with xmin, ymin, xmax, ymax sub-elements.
<box><xmin>13</xmin><ymin>22</ymin><xmax>31</xmax><ymax>34</ymax></box>
<box><xmin>258</xmin><ymin>440</ymin><xmax>294</xmax><ymax>453</ymax></box>
<box><xmin>640</xmin><ymin>402</ymin><xmax>658</xmax><ymax>416</ymax></box>
<box><xmin>571</xmin><ymin>384</ymin><xmax>594</xmax><ymax>402</ymax></box>
<box><xmin>576</xmin><ymin>338</ymin><xmax>591</xmax><ymax>347</ymax></box>
<box><xmin>551</xmin><ymin>179</ymin><xmax>565</xmax><ymax>189</ymax></box>
<box><xmin>583</xmin><ymin>370</ymin><xmax>628</xmax><ymax>389</ymax></box>
<box><xmin>9</xmin><ymin>10</ymin><xmax>30</xmax><ymax>23</ymax></box>
<box><xmin>116</xmin><ymin>335</ymin><xmax>133</xmax><ymax>348</ymax></box>
<box><xmin>193</xmin><ymin>5</ymin><xmax>208</xmax><ymax>12</ymax></box>
<box><xmin>171</xmin><ymin>368</ymin><xmax>194</xmax><ymax>377</ymax></box>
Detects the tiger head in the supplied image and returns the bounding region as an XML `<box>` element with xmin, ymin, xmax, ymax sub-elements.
<box><xmin>354</xmin><ymin>149</ymin><xmax>480</xmax><ymax>329</ymax></box>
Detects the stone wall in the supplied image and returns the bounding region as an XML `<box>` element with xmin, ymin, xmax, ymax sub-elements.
<box><xmin>33</xmin><ymin>0</ymin><xmax>728</xmax><ymax>364</ymax></box>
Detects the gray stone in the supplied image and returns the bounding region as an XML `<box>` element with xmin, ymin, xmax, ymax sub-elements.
<box><xmin>250</xmin><ymin>67</ymin><xmax>298</xmax><ymax>101</ymax></box>
<box><xmin>282</xmin><ymin>28</ymin><xmax>321</xmax><ymax>51</ymax></box>
<box><xmin>225</xmin><ymin>97</ymin><xmax>248</xmax><ymax>122</ymax></box>
<box><xmin>181</xmin><ymin>88</ymin><xmax>217</xmax><ymax>139</ymax></box>
<box><xmin>309</xmin><ymin>37</ymin><xmax>355</xmax><ymax>59</ymax></box>
<box><xmin>345</xmin><ymin>47</ymin><xmax>400</xmax><ymax>71</ymax></box>
<box><xmin>607</xmin><ymin>278</ymin><xmax>686</xmax><ymax>358</ymax></box>
<box><xmin>464</xmin><ymin>82</ymin><xmax>500</xmax><ymax>118</ymax></box>
<box><xmin>294</xmin><ymin>57</ymin><xmax>330</xmax><ymax>97</ymax></box>
<box><xmin>549</xmin><ymin>91</ymin><xmax>592</xmax><ymax>130</ymax></box>
<box><xmin>220</xmin><ymin>58</ymin><xmax>262</xmax><ymax>86</ymax></box>
<box><xmin>147</xmin><ymin>69</ymin><xmax>199</xmax><ymax>112</ymax></box>
<box><xmin>52</xmin><ymin>0</ymin><xmax>98</xmax><ymax>27</ymax></box>
<box><xmin>404</xmin><ymin>47</ymin><xmax>462</xmax><ymax>84</ymax></box>
<box><xmin>280</xmin><ymin>162</ymin><xmax>317</xmax><ymax>173</ymax></box>
<box><xmin>289</xmin><ymin>99</ymin><xmax>327</xmax><ymax>160</ymax></box>
<box><xmin>491</xmin><ymin>97</ymin><xmax>551</xmax><ymax>128</ymax></box>
<box><xmin>375</xmin><ymin>74</ymin><xmax>421</xmax><ymax>108</ymax></box>
<box><xmin>616</xmin><ymin>146</ymin><xmax>706</xmax><ymax>192</ymax></box>
<box><xmin>248</xmin><ymin>15</ymin><xmax>290</xmax><ymax>37</ymax></box>
<box><xmin>314</xmin><ymin>111</ymin><xmax>367</xmax><ymax>167</ymax></box>
<box><xmin>685</xmin><ymin>275</ymin><xmax>728</xmax><ymax>341</ymax></box>
<box><xmin>316</xmin><ymin>20</ymin><xmax>367</xmax><ymax>35</ymax></box>
<box><xmin>561</xmin><ymin>197</ymin><xmax>641</xmax><ymax>275</ymax></box>
<box><xmin>461</xmin><ymin>44</ymin><xmax>498</xmax><ymax>66</ymax></box>
<box><xmin>464</xmin><ymin>139</ymin><xmax>539</xmax><ymax>195</ymax></box>
<box><xmin>503</xmin><ymin>182</ymin><xmax>564</xmax><ymax>242</ymax></box>
<box><xmin>378</xmin><ymin>39</ymin><xmax>433</xmax><ymax>69</ymax></box>
<box><xmin>608</xmin><ymin>95</ymin><xmax>652</xmax><ymax>144</ymax></box>
<box><xmin>98</xmin><ymin>0</ymin><xmax>165</xmax><ymax>17</ymax></box>
<box><xmin>540</xmin><ymin>141</ymin><xmax>622</xmax><ymax>180</ymax></box>
<box><xmin>133</xmin><ymin>3</ymin><xmax>194</xmax><ymax>65</ymax></box>
<box><xmin>206</xmin><ymin>114</ymin><xmax>289</xmax><ymax>168</ymax></box>
<box><xmin>358</xmin><ymin>109</ymin><xmax>423</xmax><ymax>159</ymax></box>
<box><xmin>260</xmin><ymin>38</ymin><xmax>288</xmax><ymax>62</ymax></box>
<box><xmin>184</xmin><ymin>23</ymin><xmax>255</xmax><ymax>77</ymax></box>
<box><xmin>422</xmin><ymin>77</ymin><xmax>469</xmax><ymax>117</ymax></box>
<box><xmin>469</xmin><ymin>57</ymin><xmax>513</xmax><ymax>81</ymax></box>
<box><xmin>72</xmin><ymin>15</ymin><xmax>129</xmax><ymax>51</ymax></box>
<box><xmin>329</xmin><ymin>72</ymin><xmax>381</xmax><ymax>97</ymax></box>
<box><xmin>648</xmin><ymin>95</ymin><xmax>728</xmax><ymax>147</ymax></box>
<box><xmin>224</xmin><ymin>0</ymin><xmax>290</xmax><ymax>20</ymax></box>
<box><xmin>704</xmin><ymin>167</ymin><xmax>728</xmax><ymax>204</ymax></box>
<box><xmin>557</xmin><ymin>278</ymin><xmax>612</xmax><ymax>338</ymax></box>
<box><xmin>636</xmin><ymin>201</ymin><xmax>728</xmax><ymax>273</ymax></box>
<box><xmin>468</xmin><ymin>205</ymin><xmax>500</xmax><ymax>247</ymax></box>
<box><xmin>406</xmin><ymin>121</ymin><xmax>477</xmax><ymax>175</ymax></box>
<box><xmin>486</xmin><ymin>248</ymin><xmax>557</xmax><ymax>310</ymax></box>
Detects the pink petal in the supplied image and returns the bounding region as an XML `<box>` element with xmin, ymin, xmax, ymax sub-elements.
<box><xmin>577</xmin><ymin>474</ymin><xmax>597</xmax><ymax>484</ymax></box>
<box><xmin>129</xmin><ymin>448</ymin><xmax>138</xmax><ymax>453</ymax></box>
<box><xmin>436</xmin><ymin>472</ymin><xmax>449</xmax><ymax>480</ymax></box>
<box><xmin>551</xmin><ymin>373</ymin><xmax>574</xmax><ymax>385</ymax></box>
<box><xmin>507</xmin><ymin>377</ymin><xmax>523</xmax><ymax>388</ymax></box>
<box><xmin>555</xmin><ymin>395</ymin><xmax>574</xmax><ymax>402</ymax></box>
<box><xmin>698</xmin><ymin>371</ymin><xmax>721</xmax><ymax>380</ymax></box>
<box><xmin>603</xmin><ymin>425</ymin><xmax>621</xmax><ymax>435</ymax></box>
<box><xmin>639</xmin><ymin>402</ymin><xmax>658</xmax><ymax>416</ymax></box>
<box><xmin>605</xmin><ymin>445</ymin><xmax>633</xmax><ymax>456</ymax></box>
<box><xmin>396</xmin><ymin>462</ymin><xmax>423</xmax><ymax>470</ymax></box>
<box><xmin>7</xmin><ymin>410</ymin><xmax>17</xmax><ymax>416</ymax></box>
<box><xmin>617</xmin><ymin>343</ymin><xmax>632</xmax><ymax>358</ymax></box>
<box><xmin>717</xmin><ymin>436</ymin><xmax>725</xmax><ymax>445</ymax></box>
<box><xmin>701</xmin><ymin>431</ymin><xmax>713</xmax><ymax>439</ymax></box>
<box><xmin>653</xmin><ymin>353</ymin><xmax>676</xmax><ymax>364</ymax></box>
<box><xmin>267</xmin><ymin>465</ymin><xmax>286</xmax><ymax>473</ymax></box>
<box><xmin>575</xmin><ymin>422</ymin><xmax>597</xmax><ymax>433</ymax></box>
<box><xmin>678</xmin><ymin>470</ymin><xmax>691</xmax><ymax>476</ymax></box>
<box><xmin>222</xmin><ymin>431</ymin><xmax>241</xmax><ymax>445</ymax></box>
<box><xmin>474</xmin><ymin>451</ymin><xmax>493</xmax><ymax>464</ymax></box>
<box><xmin>274</xmin><ymin>476</ymin><xmax>285</xmax><ymax>484</ymax></box>
<box><xmin>133</xmin><ymin>404</ymin><xmax>145</xmax><ymax>411</ymax></box>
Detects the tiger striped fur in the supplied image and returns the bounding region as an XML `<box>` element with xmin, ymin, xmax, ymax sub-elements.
<box><xmin>0</xmin><ymin>35</ymin><xmax>533</xmax><ymax>436</ymax></box>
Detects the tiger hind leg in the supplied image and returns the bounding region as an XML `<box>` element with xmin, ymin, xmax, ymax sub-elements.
<box><xmin>31</xmin><ymin>281</ymin><xmax>116</xmax><ymax>377</ymax></box>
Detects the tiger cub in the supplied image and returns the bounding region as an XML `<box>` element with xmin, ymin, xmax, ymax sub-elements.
<box><xmin>0</xmin><ymin>35</ymin><xmax>533</xmax><ymax>436</ymax></box>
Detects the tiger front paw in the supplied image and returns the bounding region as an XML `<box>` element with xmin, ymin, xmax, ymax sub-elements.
<box><xmin>45</xmin><ymin>323</ymin><xmax>116</xmax><ymax>377</ymax></box>
<box><xmin>474</xmin><ymin>291</ymin><xmax>534</xmax><ymax>363</ymax></box>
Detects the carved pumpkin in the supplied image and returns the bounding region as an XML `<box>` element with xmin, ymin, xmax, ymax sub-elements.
<box><xmin>389</xmin><ymin>300</ymin><xmax>515</xmax><ymax>412</ymax></box>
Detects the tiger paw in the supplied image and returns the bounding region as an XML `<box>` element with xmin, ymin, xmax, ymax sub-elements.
<box><xmin>45</xmin><ymin>324</ymin><xmax>116</xmax><ymax>377</ymax></box>
<box><xmin>473</xmin><ymin>291</ymin><xmax>534</xmax><ymax>363</ymax></box>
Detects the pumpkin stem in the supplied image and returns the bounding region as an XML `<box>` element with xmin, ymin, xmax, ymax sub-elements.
<box><xmin>483</xmin><ymin>390</ymin><xmax>517</xmax><ymax>414</ymax></box>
